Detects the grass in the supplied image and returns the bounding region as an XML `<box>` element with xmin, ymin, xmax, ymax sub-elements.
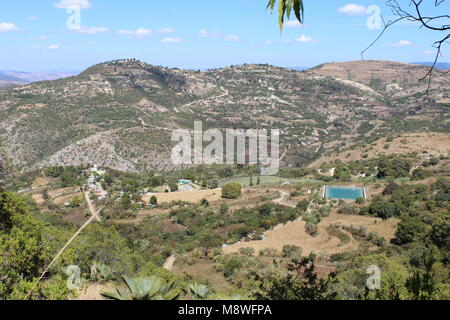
<box><xmin>219</xmin><ymin>176</ymin><xmax>321</xmax><ymax>187</ymax></box>
<box><xmin>325</xmin><ymin>226</ymin><xmax>351</xmax><ymax>246</ymax></box>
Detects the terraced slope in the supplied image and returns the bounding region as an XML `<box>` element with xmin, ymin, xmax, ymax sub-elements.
<box><xmin>0</xmin><ymin>59</ymin><xmax>449</xmax><ymax>172</ymax></box>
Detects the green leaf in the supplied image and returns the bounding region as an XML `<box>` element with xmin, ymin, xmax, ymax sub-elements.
<box><xmin>278</xmin><ymin>0</ymin><xmax>286</xmax><ymax>33</ymax></box>
<box><xmin>293</xmin><ymin>0</ymin><xmax>304</xmax><ymax>24</ymax></box>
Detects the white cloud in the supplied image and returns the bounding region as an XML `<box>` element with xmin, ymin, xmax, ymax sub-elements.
<box><xmin>389</xmin><ymin>40</ymin><xmax>411</xmax><ymax>47</ymax></box>
<box><xmin>54</xmin><ymin>0</ymin><xmax>92</xmax><ymax>10</ymax></box>
<box><xmin>265</xmin><ymin>40</ymin><xmax>274</xmax><ymax>45</ymax></box>
<box><xmin>224</xmin><ymin>35</ymin><xmax>240</xmax><ymax>42</ymax></box>
<box><xmin>48</xmin><ymin>44</ymin><xmax>60</xmax><ymax>49</ymax></box>
<box><xmin>160</xmin><ymin>37</ymin><xmax>185</xmax><ymax>43</ymax></box>
<box><xmin>157</xmin><ymin>27</ymin><xmax>174</xmax><ymax>34</ymax></box>
<box><xmin>117</xmin><ymin>28</ymin><xmax>153</xmax><ymax>36</ymax></box>
<box><xmin>198</xmin><ymin>29</ymin><xmax>221</xmax><ymax>38</ymax></box>
<box><xmin>338</xmin><ymin>4</ymin><xmax>368</xmax><ymax>16</ymax></box>
<box><xmin>284</xmin><ymin>20</ymin><xmax>304</xmax><ymax>28</ymax></box>
<box><xmin>0</xmin><ymin>22</ymin><xmax>18</xmax><ymax>32</ymax></box>
<box><xmin>296</xmin><ymin>35</ymin><xmax>318</xmax><ymax>43</ymax></box>
<box><xmin>72</xmin><ymin>26</ymin><xmax>108</xmax><ymax>34</ymax></box>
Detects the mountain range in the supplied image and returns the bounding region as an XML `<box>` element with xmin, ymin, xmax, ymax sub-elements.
<box><xmin>0</xmin><ymin>59</ymin><xmax>448</xmax><ymax>173</ymax></box>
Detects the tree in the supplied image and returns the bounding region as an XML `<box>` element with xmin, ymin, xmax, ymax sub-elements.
<box><xmin>333</xmin><ymin>165</ymin><xmax>351</xmax><ymax>181</ymax></box>
<box><xmin>70</xmin><ymin>195</ymin><xmax>82</xmax><ymax>208</ymax></box>
<box><xmin>120</xmin><ymin>192</ymin><xmax>132</xmax><ymax>210</ymax></box>
<box><xmin>221</xmin><ymin>183</ymin><xmax>242</xmax><ymax>199</ymax></box>
<box><xmin>382</xmin><ymin>182</ymin><xmax>401</xmax><ymax>195</ymax></box>
<box><xmin>377</xmin><ymin>158</ymin><xmax>412</xmax><ymax>179</ymax></box>
<box><xmin>149</xmin><ymin>196</ymin><xmax>158</xmax><ymax>206</ymax></box>
<box><xmin>368</xmin><ymin>199</ymin><xmax>400</xmax><ymax>219</ymax></box>
<box><xmin>430</xmin><ymin>218</ymin><xmax>450</xmax><ymax>250</ymax></box>
<box><xmin>406</xmin><ymin>249</ymin><xmax>440</xmax><ymax>300</ymax></box>
<box><xmin>267</xmin><ymin>0</ymin><xmax>304</xmax><ymax>32</ymax></box>
<box><xmin>0</xmin><ymin>191</ymin><xmax>50</xmax><ymax>299</ymax></box>
<box><xmin>252</xmin><ymin>255</ymin><xmax>336</xmax><ymax>300</ymax></box>
<box><xmin>394</xmin><ymin>217</ymin><xmax>427</xmax><ymax>245</ymax></box>
<box><xmin>296</xmin><ymin>199</ymin><xmax>309</xmax><ymax>212</ymax></box>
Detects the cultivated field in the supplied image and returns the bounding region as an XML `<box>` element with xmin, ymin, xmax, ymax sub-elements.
<box><xmin>222</xmin><ymin>213</ymin><xmax>399</xmax><ymax>257</ymax></box>
<box><xmin>219</xmin><ymin>176</ymin><xmax>321</xmax><ymax>187</ymax></box>
<box><xmin>142</xmin><ymin>188</ymin><xmax>222</xmax><ymax>204</ymax></box>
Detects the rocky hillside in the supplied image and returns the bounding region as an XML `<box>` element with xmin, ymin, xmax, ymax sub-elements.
<box><xmin>0</xmin><ymin>59</ymin><xmax>449</xmax><ymax>172</ymax></box>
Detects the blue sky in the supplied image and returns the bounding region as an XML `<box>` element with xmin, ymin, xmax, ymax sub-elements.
<box><xmin>0</xmin><ymin>0</ymin><xmax>448</xmax><ymax>72</ymax></box>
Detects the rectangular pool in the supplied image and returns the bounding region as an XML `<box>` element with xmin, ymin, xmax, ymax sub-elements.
<box><xmin>324</xmin><ymin>186</ymin><xmax>366</xmax><ymax>200</ymax></box>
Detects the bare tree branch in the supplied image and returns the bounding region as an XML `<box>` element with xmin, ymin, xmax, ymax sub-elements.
<box><xmin>362</xmin><ymin>0</ymin><xmax>450</xmax><ymax>98</ymax></box>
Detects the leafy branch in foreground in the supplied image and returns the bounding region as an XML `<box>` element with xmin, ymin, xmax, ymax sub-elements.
<box><xmin>267</xmin><ymin>0</ymin><xmax>304</xmax><ymax>32</ymax></box>
<box><xmin>251</xmin><ymin>255</ymin><xmax>337</xmax><ymax>300</ymax></box>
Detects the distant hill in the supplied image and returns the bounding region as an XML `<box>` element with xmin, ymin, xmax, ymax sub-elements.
<box><xmin>410</xmin><ymin>62</ymin><xmax>450</xmax><ymax>70</ymax></box>
<box><xmin>289</xmin><ymin>67</ymin><xmax>309</xmax><ymax>71</ymax></box>
<box><xmin>0</xmin><ymin>70</ymin><xmax>76</xmax><ymax>83</ymax></box>
<box><xmin>308</xmin><ymin>60</ymin><xmax>449</xmax><ymax>95</ymax></box>
<box><xmin>0</xmin><ymin>59</ymin><xmax>448</xmax><ymax>172</ymax></box>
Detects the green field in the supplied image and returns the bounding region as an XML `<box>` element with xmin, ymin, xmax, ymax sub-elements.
<box><xmin>218</xmin><ymin>176</ymin><xmax>322</xmax><ymax>187</ymax></box>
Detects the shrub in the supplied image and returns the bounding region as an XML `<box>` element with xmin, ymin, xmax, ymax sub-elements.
<box><xmin>394</xmin><ymin>217</ymin><xmax>428</xmax><ymax>245</ymax></box>
<box><xmin>282</xmin><ymin>245</ymin><xmax>302</xmax><ymax>258</ymax></box>
<box><xmin>377</xmin><ymin>158</ymin><xmax>412</xmax><ymax>179</ymax></box>
<box><xmin>223</xmin><ymin>258</ymin><xmax>241</xmax><ymax>277</ymax></box>
<box><xmin>239</xmin><ymin>247</ymin><xmax>255</xmax><ymax>257</ymax></box>
<box><xmin>219</xmin><ymin>203</ymin><xmax>229</xmax><ymax>215</ymax></box>
<box><xmin>221</xmin><ymin>183</ymin><xmax>242</xmax><ymax>199</ymax></box>
<box><xmin>296</xmin><ymin>199</ymin><xmax>309</xmax><ymax>212</ymax></box>
<box><xmin>369</xmin><ymin>200</ymin><xmax>401</xmax><ymax>219</ymax></box>
<box><xmin>149</xmin><ymin>196</ymin><xmax>157</xmax><ymax>205</ymax></box>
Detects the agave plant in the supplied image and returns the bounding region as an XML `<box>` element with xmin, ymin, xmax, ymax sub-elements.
<box><xmin>187</xmin><ymin>283</ymin><xmax>212</xmax><ymax>300</ymax></box>
<box><xmin>90</xmin><ymin>261</ymin><xmax>114</xmax><ymax>282</ymax></box>
<box><xmin>102</xmin><ymin>275</ymin><xmax>180</xmax><ymax>300</ymax></box>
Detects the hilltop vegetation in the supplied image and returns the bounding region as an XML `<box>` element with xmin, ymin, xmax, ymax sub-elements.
<box><xmin>0</xmin><ymin>59</ymin><xmax>449</xmax><ymax>172</ymax></box>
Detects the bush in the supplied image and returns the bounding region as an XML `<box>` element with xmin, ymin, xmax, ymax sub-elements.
<box><xmin>394</xmin><ymin>217</ymin><xmax>427</xmax><ymax>245</ymax></box>
<box><xmin>219</xmin><ymin>203</ymin><xmax>229</xmax><ymax>215</ymax></box>
<box><xmin>149</xmin><ymin>196</ymin><xmax>157</xmax><ymax>205</ymax></box>
<box><xmin>377</xmin><ymin>158</ymin><xmax>412</xmax><ymax>179</ymax></box>
<box><xmin>221</xmin><ymin>183</ymin><xmax>242</xmax><ymax>199</ymax></box>
<box><xmin>296</xmin><ymin>199</ymin><xmax>309</xmax><ymax>212</ymax></box>
<box><xmin>282</xmin><ymin>245</ymin><xmax>302</xmax><ymax>258</ymax></box>
<box><xmin>368</xmin><ymin>200</ymin><xmax>401</xmax><ymax>219</ymax></box>
<box><xmin>239</xmin><ymin>247</ymin><xmax>255</xmax><ymax>256</ymax></box>
<box><xmin>223</xmin><ymin>258</ymin><xmax>242</xmax><ymax>277</ymax></box>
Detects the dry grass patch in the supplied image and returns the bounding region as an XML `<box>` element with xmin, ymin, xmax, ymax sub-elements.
<box><xmin>142</xmin><ymin>188</ymin><xmax>222</xmax><ymax>204</ymax></box>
